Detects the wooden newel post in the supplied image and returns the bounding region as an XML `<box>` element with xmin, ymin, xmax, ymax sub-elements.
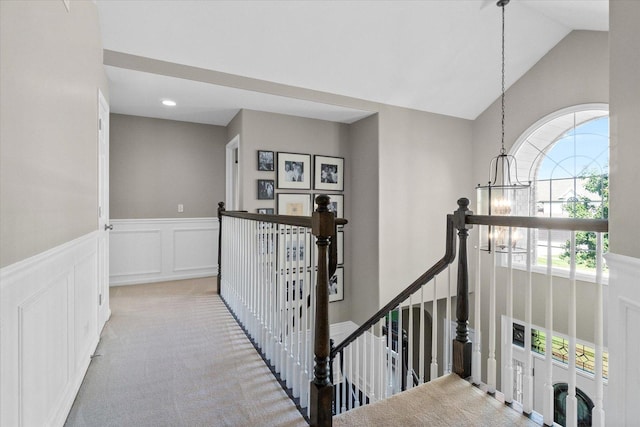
<box><xmin>310</xmin><ymin>195</ymin><xmax>335</xmax><ymax>427</ymax></box>
<box><xmin>453</xmin><ymin>197</ymin><xmax>472</xmax><ymax>378</ymax></box>
<box><xmin>217</xmin><ymin>201</ymin><xmax>225</xmax><ymax>295</ymax></box>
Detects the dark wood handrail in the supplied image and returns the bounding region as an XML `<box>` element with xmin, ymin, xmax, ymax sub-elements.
<box><xmin>466</xmin><ymin>214</ymin><xmax>608</xmax><ymax>232</ymax></box>
<box><xmin>331</xmin><ymin>213</ymin><xmax>457</xmax><ymax>358</ymax></box>
<box><xmin>221</xmin><ymin>210</ymin><xmax>348</xmax><ymax>228</ymax></box>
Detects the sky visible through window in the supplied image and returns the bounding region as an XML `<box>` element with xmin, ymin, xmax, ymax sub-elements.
<box><xmin>537</xmin><ymin>117</ymin><xmax>609</xmax><ymax>181</ymax></box>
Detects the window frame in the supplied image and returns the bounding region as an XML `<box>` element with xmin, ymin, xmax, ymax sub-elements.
<box><xmin>506</xmin><ymin>103</ymin><xmax>609</xmax><ymax>284</ymax></box>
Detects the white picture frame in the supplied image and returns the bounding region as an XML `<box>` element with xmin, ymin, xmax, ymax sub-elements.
<box><xmin>277</xmin><ymin>193</ymin><xmax>312</xmax><ymax>216</ymax></box>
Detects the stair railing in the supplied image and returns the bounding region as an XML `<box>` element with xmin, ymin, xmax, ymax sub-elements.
<box><xmin>217</xmin><ymin>195</ymin><xmax>346</xmax><ymax>424</ymax></box>
<box><xmin>463</xmin><ymin>202</ymin><xmax>608</xmax><ymax>426</ymax></box>
<box><xmin>325</xmin><ymin>198</ymin><xmax>467</xmax><ymax>422</ymax></box>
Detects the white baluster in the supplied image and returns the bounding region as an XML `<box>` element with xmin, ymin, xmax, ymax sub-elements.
<box><xmin>472</xmin><ymin>244</ymin><xmax>482</xmax><ymax>385</ymax></box>
<box><xmin>355</xmin><ymin>336</ymin><xmax>361</xmax><ymax>407</ymax></box>
<box><xmin>566</xmin><ymin>231</ymin><xmax>577</xmax><ymax>427</ymax></box>
<box><xmin>592</xmin><ymin>232</ymin><xmax>605</xmax><ymax>426</ymax></box>
<box><xmin>523</xmin><ymin>227</ymin><xmax>534</xmax><ymax>414</ymax></box>
<box><xmin>446</xmin><ymin>266</ymin><xmax>452</xmax><ymax>375</ymax></box>
<box><xmin>431</xmin><ymin>278</ymin><xmax>438</xmax><ymax>381</ymax></box>
<box><xmin>387</xmin><ymin>311</ymin><xmax>393</xmax><ymax>397</ymax></box>
<box><xmin>503</xmin><ymin>227</ymin><xmax>514</xmax><ymax>403</ymax></box>
<box><xmin>488</xmin><ymin>242</ymin><xmax>497</xmax><ymax>393</ymax></box>
<box><xmin>419</xmin><ymin>286</ymin><xmax>425</xmax><ymax>384</ymax></box>
<box><xmin>543</xmin><ymin>229</ymin><xmax>554</xmax><ymax>427</ymax></box>
<box><xmin>369</xmin><ymin>325</ymin><xmax>376</xmax><ymax>403</ymax></box>
<box><xmin>472</xmin><ymin>246</ymin><xmax>482</xmax><ymax>385</ymax></box>
<box><xmin>407</xmin><ymin>294</ymin><xmax>414</xmax><ymax>388</ymax></box>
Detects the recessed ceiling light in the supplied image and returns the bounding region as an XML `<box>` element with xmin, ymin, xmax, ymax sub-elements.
<box><xmin>162</xmin><ymin>99</ymin><xmax>177</xmax><ymax>107</ymax></box>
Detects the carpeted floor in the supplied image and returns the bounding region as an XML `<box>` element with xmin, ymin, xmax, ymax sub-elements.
<box><xmin>333</xmin><ymin>373</ymin><xmax>539</xmax><ymax>427</ymax></box>
<box><xmin>64</xmin><ymin>277</ymin><xmax>307</xmax><ymax>427</ymax></box>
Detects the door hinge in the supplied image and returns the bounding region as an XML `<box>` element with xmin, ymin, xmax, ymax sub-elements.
<box><xmin>99</xmin><ymin>206</ymin><xmax>102</xmax><ymax>218</ymax></box>
<box><xmin>99</xmin><ymin>118</ymin><xmax>102</xmax><ymax>130</ymax></box>
<box><xmin>99</xmin><ymin>294</ymin><xmax>102</xmax><ymax>305</ymax></box>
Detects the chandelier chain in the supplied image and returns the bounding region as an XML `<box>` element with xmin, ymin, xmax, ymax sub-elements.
<box><xmin>500</xmin><ymin>2</ymin><xmax>506</xmax><ymax>155</ymax></box>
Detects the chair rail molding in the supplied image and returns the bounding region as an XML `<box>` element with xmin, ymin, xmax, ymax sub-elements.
<box><xmin>109</xmin><ymin>217</ymin><xmax>219</xmax><ymax>286</ymax></box>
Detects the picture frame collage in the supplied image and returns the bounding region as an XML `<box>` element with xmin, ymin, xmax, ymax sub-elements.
<box><xmin>256</xmin><ymin>149</ymin><xmax>345</xmax><ymax>302</ymax></box>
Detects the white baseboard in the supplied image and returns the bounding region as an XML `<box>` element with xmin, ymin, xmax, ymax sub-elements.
<box><xmin>109</xmin><ymin>218</ymin><xmax>219</xmax><ymax>286</ymax></box>
<box><xmin>1</xmin><ymin>231</ymin><xmax>101</xmax><ymax>427</ymax></box>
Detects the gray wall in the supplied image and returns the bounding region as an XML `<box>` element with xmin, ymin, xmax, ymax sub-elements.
<box><xmin>110</xmin><ymin>114</ymin><xmax>227</xmax><ymax>218</ymax></box>
<box><xmin>610</xmin><ymin>1</ymin><xmax>640</xmax><ymax>259</ymax></box>
<box><xmin>236</xmin><ymin>109</ymin><xmax>352</xmax><ymax>322</ymax></box>
<box><xmin>347</xmin><ymin>114</ymin><xmax>380</xmax><ymax>324</ymax></box>
<box><xmin>0</xmin><ymin>1</ymin><xmax>107</xmax><ymax>268</ymax></box>
<box><xmin>238</xmin><ymin>109</ymin><xmax>349</xmax><ymax>212</ymax></box>
<box><xmin>378</xmin><ymin>105</ymin><xmax>473</xmax><ymax>304</ymax></box>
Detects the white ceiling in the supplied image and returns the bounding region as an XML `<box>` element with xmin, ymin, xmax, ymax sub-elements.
<box><xmin>96</xmin><ymin>0</ymin><xmax>608</xmax><ymax>125</ymax></box>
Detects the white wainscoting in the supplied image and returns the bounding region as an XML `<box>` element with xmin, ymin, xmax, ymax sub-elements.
<box><xmin>109</xmin><ymin>218</ymin><xmax>218</xmax><ymax>286</ymax></box>
<box><xmin>604</xmin><ymin>252</ymin><xmax>640</xmax><ymax>426</ymax></box>
<box><xmin>1</xmin><ymin>231</ymin><xmax>103</xmax><ymax>427</ymax></box>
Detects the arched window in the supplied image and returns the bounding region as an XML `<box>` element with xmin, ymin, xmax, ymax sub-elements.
<box><xmin>512</xmin><ymin>105</ymin><xmax>609</xmax><ymax>275</ymax></box>
<box><xmin>553</xmin><ymin>383</ymin><xmax>594</xmax><ymax>427</ymax></box>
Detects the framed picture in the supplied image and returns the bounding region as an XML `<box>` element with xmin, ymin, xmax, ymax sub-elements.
<box><xmin>257</xmin><ymin>150</ymin><xmax>274</xmax><ymax>171</ymax></box>
<box><xmin>278</xmin><ymin>193</ymin><xmax>311</xmax><ymax>216</ymax></box>
<box><xmin>257</xmin><ymin>179</ymin><xmax>275</xmax><ymax>200</ymax></box>
<box><xmin>314</xmin><ymin>193</ymin><xmax>344</xmax><ymax>218</ymax></box>
<box><xmin>257</xmin><ymin>208</ymin><xmax>274</xmax><ymax>214</ymax></box>
<box><xmin>277</xmin><ymin>152</ymin><xmax>311</xmax><ymax>189</ymax></box>
<box><xmin>314</xmin><ymin>155</ymin><xmax>344</xmax><ymax>191</ymax></box>
<box><xmin>329</xmin><ymin>267</ymin><xmax>344</xmax><ymax>302</ymax></box>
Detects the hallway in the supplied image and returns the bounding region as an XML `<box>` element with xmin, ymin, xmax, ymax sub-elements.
<box><xmin>65</xmin><ymin>278</ymin><xmax>307</xmax><ymax>427</ymax></box>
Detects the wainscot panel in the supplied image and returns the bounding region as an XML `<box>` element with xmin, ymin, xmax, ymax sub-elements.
<box><xmin>109</xmin><ymin>218</ymin><xmax>219</xmax><ymax>286</ymax></box>
<box><xmin>604</xmin><ymin>252</ymin><xmax>640</xmax><ymax>426</ymax></box>
<box><xmin>0</xmin><ymin>231</ymin><xmax>101</xmax><ymax>427</ymax></box>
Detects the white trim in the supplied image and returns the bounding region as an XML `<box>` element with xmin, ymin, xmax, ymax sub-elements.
<box><xmin>226</xmin><ymin>135</ymin><xmax>240</xmax><ymax>210</ymax></box>
<box><xmin>511</xmin><ymin>103</ymin><xmax>609</xmax><ymax>156</ymax></box>
<box><xmin>1</xmin><ymin>231</ymin><xmax>100</xmax><ymax>427</ymax></box>
<box><xmin>109</xmin><ymin>218</ymin><xmax>219</xmax><ymax>286</ymax></box>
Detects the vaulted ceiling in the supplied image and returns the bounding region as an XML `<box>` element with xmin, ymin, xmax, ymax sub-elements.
<box><xmin>96</xmin><ymin>1</ymin><xmax>608</xmax><ymax>125</ymax></box>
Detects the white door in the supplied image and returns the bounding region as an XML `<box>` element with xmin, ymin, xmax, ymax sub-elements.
<box><xmin>97</xmin><ymin>90</ymin><xmax>111</xmax><ymax>331</ymax></box>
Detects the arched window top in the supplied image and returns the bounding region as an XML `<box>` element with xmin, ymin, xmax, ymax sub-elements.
<box><xmin>512</xmin><ymin>104</ymin><xmax>609</xmax><ymax>184</ymax></box>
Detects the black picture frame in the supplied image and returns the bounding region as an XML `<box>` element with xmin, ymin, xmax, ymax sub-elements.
<box><xmin>314</xmin><ymin>155</ymin><xmax>344</xmax><ymax>191</ymax></box>
<box><xmin>257</xmin><ymin>150</ymin><xmax>275</xmax><ymax>171</ymax></box>
<box><xmin>277</xmin><ymin>152</ymin><xmax>311</xmax><ymax>189</ymax></box>
<box><xmin>257</xmin><ymin>179</ymin><xmax>275</xmax><ymax>200</ymax></box>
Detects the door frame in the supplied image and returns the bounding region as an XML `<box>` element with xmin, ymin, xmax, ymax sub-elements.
<box><xmin>97</xmin><ymin>89</ymin><xmax>111</xmax><ymax>330</ymax></box>
<box><xmin>225</xmin><ymin>135</ymin><xmax>240</xmax><ymax>210</ymax></box>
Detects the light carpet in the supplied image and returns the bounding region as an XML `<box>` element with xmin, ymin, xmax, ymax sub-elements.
<box><xmin>334</xmin><ymin>373</ymin><xmax>539</xmax><ymax>427</ymax></box>
<box><xmin>64</xmin><ymin>278</ymin><xmax>307</xmax><ymax>427</ymax></box>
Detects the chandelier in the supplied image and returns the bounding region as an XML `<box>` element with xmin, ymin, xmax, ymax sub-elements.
<box><xmin>476</xmin><ymin>0</ymin><xmax>531</xmax><ymax>253</ymax></box>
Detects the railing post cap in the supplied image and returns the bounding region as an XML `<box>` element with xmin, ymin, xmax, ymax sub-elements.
<box><xmin>455</xmin><ymin>198</ymin><xmax>473</xmax><ymax>230</ymax></box>
<box><xmin>457</xmin><ymin>198</ymin><xmax>470</xmax><ymax>210</ymax></box>
<box><xmin>315</xmin><ymin>194</ymin><xmax>331</xmax><ymax>212</ymax></box>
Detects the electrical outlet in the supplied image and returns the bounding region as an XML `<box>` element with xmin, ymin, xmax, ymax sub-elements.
<box><xmin>178</xmin><ymin>204</ymin><xmax>184</xmax><ymax>213</ymax></box>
